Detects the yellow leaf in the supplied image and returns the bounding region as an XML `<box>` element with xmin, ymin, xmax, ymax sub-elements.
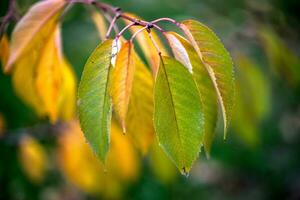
<box><xmin>12</xmin><ymin>47</ymin><xmax>46</xmax><ymax>116</ymax></box>
<box><xmin>107</xmin><ymin>121</ymin><xmax>140</xmax><ymax>181</ymax></box>
<box><xmin>123</xmin><ymin>13</ymin><xmax>168</xmax><ymax>76</ymax></box>
<box><xmin>58</xmin><ymin>58</ymin><xmax>77</xmax><ymax>121</ymax></box>
<box><xmin>110</xmin><ymin>41</ymin><xmax>135</xmax><ymax>132</ymax></box>
<box><xmin>35</xmin><ymin>27</ymin><xmax>63</xmax><ymax>122</ymax></box>
<box><xmin>19</xmin><ymin>136</ymin><xmax>47</xmax><ymax>183</ymax></box>
<box><xmin>126</xmin><ymin>53</ymin><xmax>155</xmax><ymax>154</ymax></box>
<box><xmin>58</xmin><ymin>121</ymin><xmax>139</xmax><ymax>197</ymax></box>
<box><xmin>91</xmin><ymin>11</ymin><xmax>107</xmax><ymax>41</ymax></box>
<box><xmin>149</xmin><ymin>142</ymin><xmax>178</xmax><ymax>184</ymax></box>
<box><xmin>5</xmin><ymin>0</ymin><xmax>66</xmax><ymax>73</ymax></box>
<box><xmin>0</xmin><ymin>114</ymin><xmax>6</xmax><ymax>137</ymax></box>
<box><xmin>0</xmin><ymin>34</ymin><xmax>9</xmax><ymax>68</ymax></box>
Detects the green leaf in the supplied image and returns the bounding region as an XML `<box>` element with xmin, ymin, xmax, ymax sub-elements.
<box><xmin>154</xmin><ymin>56</ymin><xmax>204</xmax><ymax>174</ymax></box>
<box><xmin>78</xmin><ymin>39</ymin><xmax>113</xmax><ymax>162</ymax></box>
<box><xmin>165</xmin><ymin>32</ymin><xmax>218</xmax><ymax>156</ymax></box>
<box><xmin>181</xmin><ymin>19</ymin><xmax>235</xmax><ymax>137</ymax></box>
<box><xmin>232</xmin><ymin>55</ymin><xmax>271</xmax><ymax>146</ymax></box>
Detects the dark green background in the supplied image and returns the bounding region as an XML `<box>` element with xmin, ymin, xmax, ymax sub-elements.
<box><xmin>1</xmin><ymin>0</ymin><xmax>300</xmax><ymax>199</ymax></box>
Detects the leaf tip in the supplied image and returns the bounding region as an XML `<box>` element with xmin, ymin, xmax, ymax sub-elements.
<box><xmin>181</xmin><ymin>167</ymin><xmax>190</xmax><ymax>178</ymax></box>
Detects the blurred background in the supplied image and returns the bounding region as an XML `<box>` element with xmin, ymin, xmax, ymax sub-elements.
<box><xmin>1</xmin><ymin>0</ymin><xmax>300</xmax><ymax>199</ymax></box>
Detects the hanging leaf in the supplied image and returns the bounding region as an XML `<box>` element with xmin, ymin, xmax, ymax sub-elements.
<box><xmin>154</xmin><ymin>56</ymin><xmax>204</xmax><ymax>174</ymax></box>
<box><xmin>232</xmin><ymin>55</ymin><xmax>271</xmax><ymax>146</ymax></box>
<box><xmin>5</xmin><ymin>0</ymin><xmax>66</xmax><ymax>72</ymax></box>
<box><xmin>126</xmin><ymin>53</ymin><xmax>155</xmax><ymax>154</ymax></box>
<box><xmin>0</xmin><ymin>34</ymin><xmax>9</xmax><ymax>68</ymax></box>
<box><xmin>58</xmin><ymin>121</ymin><xmax>139</xmax><ymax>198</ymax></box>
<box><xmin>58</xmin><ymin>58</ymin><xmax>77</xmax><ymax>121</ymax></box>
<box><xmin>180</xmin><ymin>19</ymin><xmax>235</xmax><ymax>137</ymax></box>
<box><xmin>110</xmin><ymin>41</ymin><xmax>135</xmax><ymax>132</ymax></box>
<box><xmin>259</xmin><ymin>27</ymin><xmax>300</xmax><ymax>86</ymax></box>
<box><xmin>165</xmin><ymin>32</ymin><xmax>218</xmax><ymax>156</ymax></box>
<box><xmin>149</xmin><ymin>141</ymin><xmax>178</xmax><ymax>184</ymax></box>
<box><xmin>19</xmin><ymin>136</ymin><xmax>48</xmax><ymax>183</ymax></box>
<box><xmin>12</xmin><ymin>45</ymin><xmax>46</xmax><ymax>116</ymax></box>
<box><xmin>35</xmin><ymin>27</ymin><xmax>62</xmax><ymax>123</ymax></box>
<box><xmin>78</xmin><ymin>39</ymin><xmax>113</xmax><ymax>162</ymax></box>
<box><xmin>91</xmin><ymin>10</ymin><xmax>107</xmax><ymax>41</ymax></box>
<box><xmin>123</xmin><ymin>13</ymin><xmax>168</xmax><ymax>76</ymax></box>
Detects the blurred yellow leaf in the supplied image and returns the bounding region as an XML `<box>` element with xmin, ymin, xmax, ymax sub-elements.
<box><xmin>58</xmin><ymin>121</ymin><xmax>139</xmax><ymax>198</ymax></box>
<box><xmin>0</xmin><ymin>34</ymin><xmax>9</xmax><ymax>68</ymax></box>
<box><xmin>111</xmin><ymin>41</ymin><xmax>135</xmax><ymax>132</ymax></box>
<box><xmin>233</xmin><ymin>55</ymin><xmax>271</xmax><ymax>146</ymax></box>
<box><xmin>126</xmin><ymin>53</ymin><xmax>155</xmax><ymax>154</ymax></box>
<box><xmin>91</xmin><ymin>11</ymin><xmax>107</xmax><ymax>41</ymax></box>
<box><xmin>5</xmin><ymin>0</ymin><xmax>66</xmax><ymax>72</ymax></box>
<box><xmin>35</xmin><ymin>27</ymin><xmax>63</xmax><ymax>122</ymax></box>
<box><xmin>260</xmin><ymin>27</ymin><xmax>300</xmax><ymax>86</ymax></box>
<box><xmin>149</xmin><ymin>142</ymin><xmax>178</xmax><ymax>184</ymax></box>
<box><xmin>123</xmin><ymin>13</ymin><xmax>168</xmax><ymax>76</ymax></box>
<box><xmin>19</xmin><ymin>136</ymin><xmax>47</xmax><ymax>183</ymax></box>
<box><xmin>58</xmin><ymin>58</ymin><xmax>77</xmax><ymax>121</ymax></box>
<box><xmin>0</xmin><ymin>114</ymin><xmax>6</xmax><ymax>137</ymax></box>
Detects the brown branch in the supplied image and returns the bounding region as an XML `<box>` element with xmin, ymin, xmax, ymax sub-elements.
<box><xmin>0</xmin><ymin>0</ymin><xmax>20</xmax><ymax>38</ymax></box>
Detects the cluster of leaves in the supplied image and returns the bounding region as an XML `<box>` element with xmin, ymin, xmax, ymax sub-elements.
<box><xmin>1</xmin><ymin>0</ymin><xmax>235</xmax><ymax>175</ymax></box>
<box><xmin>76</xmin><ymin>5</ymin><xmax>235</xmax><ymax>173</ymax></box>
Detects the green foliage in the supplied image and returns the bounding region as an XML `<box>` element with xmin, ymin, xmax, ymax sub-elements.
<box><xmin>78</xmin><ymin>39</ymin><xmax>113</xmax><ymax>162</ymax></box>
<box><xmin>181</xmin><ymin>19</ymin><xmax>235</xmax><ymax>137</ymax></box>
<box><xmin>154</xmin><ymin>56</ymin><xmax>204</xmax><ymax>174</ymax></box>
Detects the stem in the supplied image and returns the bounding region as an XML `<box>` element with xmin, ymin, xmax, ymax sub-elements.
<box><xmin>117</xmin><ymin>22</ymin><xmax>137</xmax><ymax>38</ymax></box>
<box><xmin>130</xmin><ymin>26</ymin><xmax>147</xmax><ymax>42</ymax></box>
<box><xmin>0</xmin><ymin>0</ymin><xmax>19</xmax><ymax>37</ymax></box>
<box><xmin>105</xmin><ymin>13</ymin><xmax>120</xmax><ymax>39</ymax></box>
<box><xmin>151</xmin><ymin>17</ymin><xmax>180</xmax><ymax>27</ymax></box>
<box><xmin>147</xmin><ymin>31</ymin><xmax>162</xmax><ymax>55</ymax></box>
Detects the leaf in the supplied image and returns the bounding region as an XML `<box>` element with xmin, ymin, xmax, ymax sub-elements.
<box><xmin>232</xmin><ymin>55</ymin><xmax>271</xmax><ymax>146</ymax></box>
<box><xmin>35</xmin><ymin>27</ymin><xmax>62</xmax><ymax>122</ymax></box>
<box><xmin>19</xmin><ymin>136</ymin><xmax>47</xmax><ymax>183</ymax></box>
<box><xmin>110</xmin><ymin>41</ymin><xmax>135</xmax><ymax>132</ymax></box>
<box><xmin>165</xmin><ymin>32</ymin><xmax>218</xmax><ymax>156</ymax></box>
<box><xmin>180</xmin><ymin>19</ymin><xmax>235</xmax><ymax>137</ymax></box>
<box><xmin>0</xmin><ymin>34</ymin><xmax>9</xmax><ymax>68</ymax></box>
<box><xmin>91</xmin><ymin>10</ymin><xmax>107</xmax><ymax>41</ymax></box>
<box><xmin>126</xmin><ymin>53</ymin><xmax>155</xmax><ymax>154</ymax></box>
<box><xmin>12</xmin><ymin>44</ymin><xmax>46</xmax><ymax>116</ymax></box>
<box><xmin>123</xmin><ymin>13</ymin><xmax>168</xmax><ymax>76</ymax></box>
<box><xmin>58</xmin><ymin>58</ymin><xmax>77</xmax><ymax>121</ymax></box>
<box><xmin>149</xmin><ymin>141</ymin><xmax>178</xmax><ymax>184</ymax></box>
<box><xmin>5</xmin><ymin>0</ymin><xmax>66</xmax><ymax>72</ymax></box>
<box><xmin>78</xmin><ymin>39</ymin><xmax>113</xmax><ymax>162</ymax></box>
<box><xmin>154</xmin><ymin>56</ymin><xmax>204</xmax><ymax>174</ymax></box>
<box><xmin>58</xmin><ymin>120</ymin><xmax>139</xmax><ymax>197</ymax></box>
<box><xmin>259</xmin><ymin>27</ymin><xmax>300</xmax><ymax>86</ymax></box>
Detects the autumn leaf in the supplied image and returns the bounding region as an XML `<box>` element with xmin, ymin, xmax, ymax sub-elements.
<box><xmin>78</xmin><ymin>39</ymin><xmax>113</xmax><ymax>162</ymax></box>
<box><xmin>110</xmin><ymin>41</ymin><xmax>135</xmax><ymax>132</ymax></box>
<box><xmin>58</xmin><ymin>58</ymin><xmax>77</xmax><ymax>121</ymax></box>
<box><xmin>19</xmin><ymin>136</ymin><xmax>47</xmax><ymax>183</ymax></box>
<box><xmin>35</xmin><ymin>27</ymin><xmax>62</xmax><ymax>122</ymax></box>
<box><xmin>123</xmin><ymin>13</ymin><xmax>168</xmax><ymax>76</ymax></box>
<box><xmin>91</xmin><ymin>10</ymin><xmax>107</xmax><ymax>41</ymax></box>
<box><xmin>5</xmin><ymin>0</ymin><xmax>66</xmax><ymax>73</ymax></box>
<box><xmin>233</xmin><ymin>55</ymin><xmax>270</xmax><ymax>146</ymax></box>
<box><xmin>126</xmin><ymin>53</ymin><xmax>155</xmax><ymax>154</ymax></box>
<box><xmin>154</xmin><ymin>56</ymin><xmax>204</xmax><ymax>174</ymax></box>
<box><xmin>58</xmin><ymin>121</ymin><xmax>139</xmax><ymax>197</ymax></box>
<box><xmin>165</xmin><ymin>32</ymin><xmax>218</xmax><ymax>156</ymax></box>
<box><xmin>181</xmin><ymin>19</ymin><xmax>235</xmax><ymax>137</ymax></box>
<box><xmin>0</xmin><ymin>34</ymin><xmax>9</xmax><ymax>68</ymax></box>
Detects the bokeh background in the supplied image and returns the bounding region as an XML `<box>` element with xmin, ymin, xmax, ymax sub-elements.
<box><xmin>1</xmin><ymin>0</ymin><xmax>300</xmax><ymax>199</ymax></box>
